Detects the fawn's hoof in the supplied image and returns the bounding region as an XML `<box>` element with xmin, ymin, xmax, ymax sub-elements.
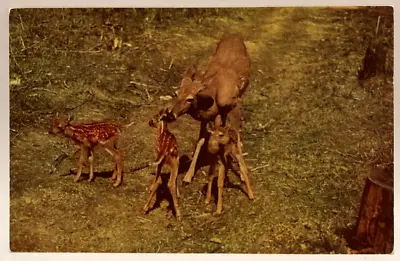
<box><xmin>113</xmin><ymin>181</ymin><xmax>121</xmax><ymax>187</ymax></box>
<box><xmin>74</xmin><ymin>177</ymin><xmax>80</xmax><ymax>182</ymax></box>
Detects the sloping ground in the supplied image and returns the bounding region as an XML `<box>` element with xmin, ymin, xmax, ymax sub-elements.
<box><xmin>9</xmin><ymin>7</ymin><xmax>393</xmax><ymax>253</ymax></box>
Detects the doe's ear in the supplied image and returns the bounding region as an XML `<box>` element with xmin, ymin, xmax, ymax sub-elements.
<box><xmin>182</xmin><ymin>65</ymin><xmax>198</xmax><ymax>80</ymax></box>
<box><xmin>180</xmin><ymin>77</ymin><xmax>193</xmax><ymax>87</ymax></box>
<box><xmin>196</xmin><ymin>92</ymin><xmax>214</xmax><ymax>111</ymax></box>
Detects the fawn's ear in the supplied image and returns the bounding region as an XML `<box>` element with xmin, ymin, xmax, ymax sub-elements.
<box><xmin>196</xmin><ymin>92</ymin><xmax>214</xmax><ymax>111</ymax></box>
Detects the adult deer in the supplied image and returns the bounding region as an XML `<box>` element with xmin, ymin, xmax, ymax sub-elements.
<box><xmin>170</xmin><ymin>34</ymin><xmax>251</xmax><ymax>183</ymax></box>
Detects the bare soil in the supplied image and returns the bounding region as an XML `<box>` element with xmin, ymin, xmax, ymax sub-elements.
<box><xmin>9</xmin><ymin>7</ymin><xmax>393</xmax><ymax>253</ymax></box>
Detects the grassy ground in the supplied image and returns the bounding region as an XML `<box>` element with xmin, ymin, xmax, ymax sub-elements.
<box><xmin>9</xmin><ymin>7</ymin><xmax>393</xmax><ymax>253</ymax></box>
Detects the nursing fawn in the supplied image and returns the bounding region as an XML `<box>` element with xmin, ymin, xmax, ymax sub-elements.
<box><xmin>144</xmin><ymin>108</ymin><xmax>181</xmax><ymax>220</ymax></box>
<box><xmin>206</xmin><ymin>115</ymin><xmax>255</xmax><ymax>214</ymax></box>
<box><xmin>170</xmin><ymin>34</ymin><xmax>251</xmax><ymax>183</ymax></box>
<box><xmin>50</xmin><ymin>114</ymin><xmax>133</xmax><ymax>187</ymax></box>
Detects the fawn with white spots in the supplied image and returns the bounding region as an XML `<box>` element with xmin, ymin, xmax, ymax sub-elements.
<box><xmin>50</xmin><ymin>115</ymin><xmax>133</xmax><ymax>187</ymax></box>
<box><xmin>144</xmin><ymin>108</ymin><xmax>181</xmax><ymax>220</ymax></box>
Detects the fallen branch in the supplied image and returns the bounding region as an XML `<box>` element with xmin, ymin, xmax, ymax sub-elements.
<box><xmin>54</xmin><ymin>49</ymin><xmax>102</xmax><ymax>54</ymax></box>
<box><xmin>250</xmin><ymin>164</ymin><xmax>269</xmax><ymax>172</ymax></box>
<box><xmin>129</xmin><ymin>80</ymin><xmax>161</xmax><ymax>90</ymax></box>
<box><xmin>31</xmin><ymin>87</ymin><xmax>57</xmax><ymax>94</ymax></box>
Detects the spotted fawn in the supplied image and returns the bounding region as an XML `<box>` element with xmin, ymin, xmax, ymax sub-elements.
<box><xmin>144</xmin><ymin>108</ymin><xmax>181</xmax><ymax>220</ymax></box>
<box><xmin>206</xmin><ymin>114</ymin><xmax>254</xmax><ymax>214</ymax></box>
<box><xmin>50</xmin><ymin>114</ymin><xmax>133</xmax><ymax>187</ymax></box>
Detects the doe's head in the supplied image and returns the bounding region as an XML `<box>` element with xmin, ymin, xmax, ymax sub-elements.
<box><xmin>170</xmin><ymin>66</ymin><xmax>205</xmax><ymax>119</ymax></box>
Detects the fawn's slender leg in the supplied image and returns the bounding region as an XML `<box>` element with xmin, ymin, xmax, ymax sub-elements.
<box><xmin>111</xmin><ymin>165</ymin><xmax>118</xmax><ymax>180</ymax></box>
<box><xmin>216</xmin><ymin>158</ymin><xmax>226</xmax><ymax>214</ymax></box>
<box><xmin>205</xmin><ymin>158</ymin><xmax>217</xmax><ymax>204</ymax></box>
<box><xmin>111</xmin><ymin>143</ymin><xmax>118</xmax><ymax>180</ymax></box>
<box><xmin>75</xmin><ymin>145</ymin><xmax>88</xmax><ymax>182</ymax></box>
<box><xmin>226</xmin><ymin>156</ymin><xmax>244</xmax><ymax>182</ymax></box>
<box><xmin>183</xmin><ymin>137</ymin><xmax>205</xmax><ymax>183</ymax></box>
<box><xmin>233</xmin><ymin>152</ymin><xmax>255</xmax><ymax>200</ymax></box>
<box><xmin>168</xmin><ymin>157</ymin><xmax>181</xmax><ymax>220</ymax></box>
<box><xmin>88</xmin><ymin>148</ymin><xmax>94</xmax><ymax>182</ymax></box>
<box><xmin>104</xmin><ymin>138</ymin><xmax>123</xmax><ymax>187</ymax></box>
<box><xmin>112</xmin><ymin>149</ymin><xmax>123</xmax><ymax>187</ymax></box>
<box><xmin>143</xmin><ymin>163</ymin><xmax>163</xmax><ymax>213</ymax></box>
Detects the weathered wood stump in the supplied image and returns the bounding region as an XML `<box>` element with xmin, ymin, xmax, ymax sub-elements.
<box><xmin>351</xmin><ymin>164</ymin><xmax>393</xmax><ymax>254</ymax></box>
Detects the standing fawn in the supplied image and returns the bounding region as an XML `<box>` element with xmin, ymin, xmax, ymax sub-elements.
<box><xmin>170</xmin><ymin>34</ymin><xmax>251</xmax><ymax>183</ymax></box>
<box><xmin>50</xmin><ymin>115</ymin><xmax>133</xmax><ymax>187</ymax></box>
<box><xmin>144</xmin><ymin>108</ymin><xmax>181</xmax><ymax>221</ymax></box>
<box><xmin>206</xmin><ymin>115</ymin><xmax>255</xmax><ymax>214</ymax></box>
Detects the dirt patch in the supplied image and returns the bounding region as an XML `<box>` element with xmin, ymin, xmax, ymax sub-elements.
<box><xmin>9</xmin><ymin>7</ymin><xmax>393</xmax><ymax>253</ymax></box>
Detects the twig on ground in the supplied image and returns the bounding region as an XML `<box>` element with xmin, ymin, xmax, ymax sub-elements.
<box><xmin>19</xmin><ymin>14</ymin><xmax>25</xmax><ymax>31</ymax></box>
<box><xmin>250</xmin><ymin>164</ymin><xmax>269</xmax><ymax>172</ymax></box>
<box><xmin>145</xmin><ymin>88</ymin><xmax>152</xmax><ymax>101</ymax></box>
<box><xmin>54</xmin><ymin>49</ymin><xmax>102</xmax><ymax>54</ymax></box>
<box><xmin>129</xmin><ymin>80</ymin><xmax>161</xmax><ymax>90</ymax></box>
<box><xmin>32</xmin><ymin>87</ymin><xmax>57</xmax><ymax>94</ymax></box>
<box><xmin>137</xmin><ymin>216</ymin><xmax>152</xmax><ymax>223</ymax></box>
<box><xmin>63</xmin><ymin>80</ymin><xmax>70</xmax><ymax>89</ymax></box>
<box><xmin>169</xmin><ymin>58</ymin><xmax>175</xmax><ymax>70</ymax></box>
<box><xmin>19</xmin><ymin>36</ymin><xmax>25</xmax><ymax>49</ymax></box>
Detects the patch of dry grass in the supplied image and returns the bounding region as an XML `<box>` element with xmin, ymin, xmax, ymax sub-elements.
<box><xmin>9</xmin><ymin>7</ymin><xmax>393</xmax><ymax>253</ymax></box>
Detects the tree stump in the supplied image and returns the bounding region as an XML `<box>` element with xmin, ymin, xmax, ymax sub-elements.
<box><xmin>351</xmin><ymin>164</ymin><xmax>394</xmax><ymax>254</ymax></box>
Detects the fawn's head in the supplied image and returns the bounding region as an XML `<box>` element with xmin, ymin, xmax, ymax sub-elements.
<box><xmin>207</xmin><ymin>115</ymin><xmax>230</xmax><ymax>154</ymax></box>
<box><xmin>50</xmin><ymin>114</ymin><xmax>72</xmax><ymax>134</ymax></box>
<box><xmin>170</xmin><ymin>66</ymin><xmax>205</xmax><ymax>119</ymax></box>
<box><xmin>149</xmin><ymin>108</ymin><xmax>175</xmax><ymax>128</ymax></box>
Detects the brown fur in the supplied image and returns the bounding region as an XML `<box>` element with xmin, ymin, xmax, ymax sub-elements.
<box><xmin>206</xmin><ymin>115</ymin><xmax>255</xmax><ymax>214</ymax></box>
<box><xmin>170</xmin><ymin>34</ymin><xmax>251</xmax><ymax>183</ymax></box>
<box><xmin>50</xmin><ymin>115</ymin><xmax>132</xmax><ymax>187</ymax></box>
<box><xmin>144</xmin><ymin>108</ymin><xmax>181</xmax><ymax>220</ymax></box>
